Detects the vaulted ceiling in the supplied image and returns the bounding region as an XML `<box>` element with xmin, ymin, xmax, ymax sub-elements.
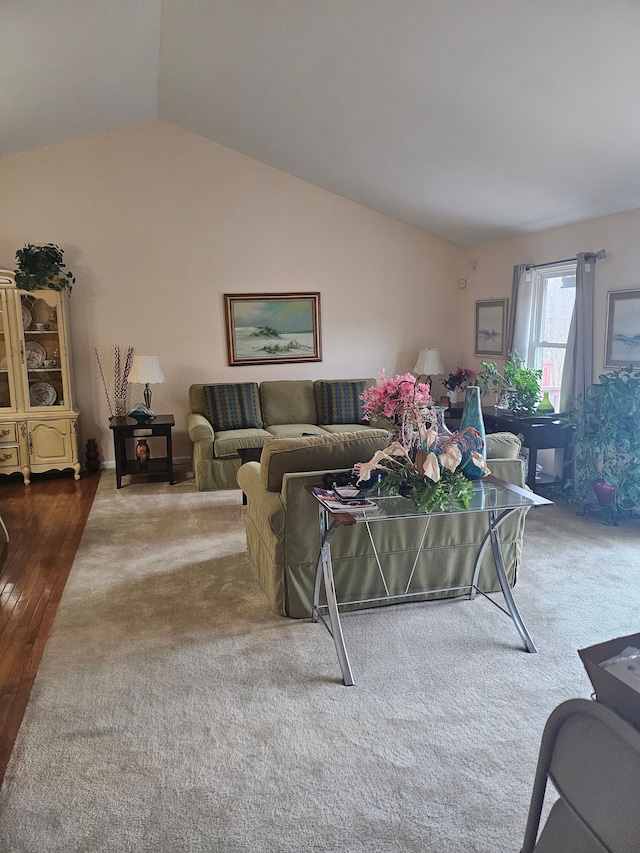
<box><xmin>3</xmin><ymin>0</ymin><xmax>640</xmax><ymax>246</ymax></box>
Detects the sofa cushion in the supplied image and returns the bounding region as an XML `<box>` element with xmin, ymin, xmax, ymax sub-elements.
<box><xmin>203</xmin><ymin>383</ymin><xmax>263</xmax><ymax>431</ymax></box>
<box><xmin>315</xmin><ymin>379</ymin><xmax>370</xmax><ymax>425</ymax></box>
<box><xmin>265</xmin><ymin>424</ymin><xmax>327</xmax><ymax>438</ymax></box>
<box><xmin>260</xmin><ymin>380</ymin><xmax>317</xmax><ymax>426</ymax></box>
<box><xmin>320</xmin><ymin>424</ymin><xmax>382</xmax><ymax>434</ymax></box>
<box><xmin>260</xmin><ymin>429</ymin><xmax>390</xmax><ymax>492</ymax></box>
<box><xmin>486</xmin><ymin>431</ymin><xmax>521</xmax><ymax>460</ymax></box>
<box><xmin>213</xmin><ymin>428</ymin><xmax>273</xmax><ymax>459</ymax></box>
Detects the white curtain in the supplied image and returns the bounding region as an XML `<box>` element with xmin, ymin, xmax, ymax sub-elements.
<box><xmin>559</xmin><ymin>253</ymin><xmax>595</xmax><ymax>411</ymax></box>
<box><xmin>506</xmin><ymin>264</ymin><xmax>532</xmax><ymax>359</ymax></box>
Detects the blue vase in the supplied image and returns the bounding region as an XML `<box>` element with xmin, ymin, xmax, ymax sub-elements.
<box><xmin>459</xmin><ymin>385</ymin><xmax>487</xmax><ymax>480</ymax></box>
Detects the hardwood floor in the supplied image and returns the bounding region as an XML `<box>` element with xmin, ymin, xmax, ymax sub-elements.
<box><xmin>0</xmin><ymin>471</ymin><xmax>99</xmax><ymax>786</ymax></box>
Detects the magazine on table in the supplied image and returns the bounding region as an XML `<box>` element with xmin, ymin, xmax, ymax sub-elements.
<box><xmin>312</xmin><ymin>487</ymin><xmax>377</xmax><ymax>512</ymax></box>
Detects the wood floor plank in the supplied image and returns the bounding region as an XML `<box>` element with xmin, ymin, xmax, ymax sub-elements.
<box><xmin>0</xmin><ymin>471</ymin><xmax>99</xmax><ymax>785</ymax></box>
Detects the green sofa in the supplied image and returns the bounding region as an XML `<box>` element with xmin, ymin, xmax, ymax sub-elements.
<box><xmin>187</xmin><ymin>379</ymin><xmax>382</xmax><ymax>491</ymax></box>
<box><xmin>236</xmin><ymin>429</ymin><xmax>529</xmax><ymax>618</ymax></box>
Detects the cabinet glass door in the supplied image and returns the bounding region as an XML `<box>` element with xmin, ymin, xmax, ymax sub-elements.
<box><xmin>0</xmin><ymin>290</ymin><xmax>17</xmax><ymax>411</ymax></box>
<box><xmin>21</xmin><ymin>292</ymin><xmax>68</xmax><ymax>412</ymax></box>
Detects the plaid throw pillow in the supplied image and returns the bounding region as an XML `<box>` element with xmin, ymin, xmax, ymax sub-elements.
<box><xmin>203</xmin><ymin>383</ymin><xmax>263</xmax><ymax>431</ymax></box>
<box><xmin>316</xmin><ymin>380</ymin><xmax>367</xmax><ymax>425</ymax></box>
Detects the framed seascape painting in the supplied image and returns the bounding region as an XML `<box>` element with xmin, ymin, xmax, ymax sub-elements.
<box><xmin>474</xmin><ymin>298</ymin><xmax>508</xmax><ymax>357</ymax></box>
<box><xmin>605</xmin><ymin>289</ymin><xmax>640</xmax><ymax>367</ymax></box>
<box><xmin>224</xmin><ymin>293</ymin><xmax>322</xmax><ymax>366</ymax></box>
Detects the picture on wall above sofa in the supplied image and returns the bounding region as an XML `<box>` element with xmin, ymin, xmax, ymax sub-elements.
<box><xmin>224</xmin><ymin>292</ymin><xmax>322</xmax><ymax>365</ymax></box>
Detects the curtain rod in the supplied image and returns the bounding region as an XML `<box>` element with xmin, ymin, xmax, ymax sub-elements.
<box><xmin>525</xmin><ymin>251</ymin><xmax>605</xmax><ymax>270</ymax></box>
<box><xmin>526</xmin><ymin>256</ymin><xmax>576</xmax><ymax>270</ymax></box>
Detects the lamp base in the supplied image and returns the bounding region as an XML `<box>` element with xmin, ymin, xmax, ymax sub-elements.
<box><xmin>415</xmin><ymin>374</ymin><xmax>433</xmax><ymax>391</ymax></box>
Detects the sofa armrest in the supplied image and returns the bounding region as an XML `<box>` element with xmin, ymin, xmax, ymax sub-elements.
<box><xmin>237</xmin><ymin>460</ymin><xmax>262</xmax><ymax>494</ymax></box>
<box><xmin>237</xmin><ymin>462</ymin><xmax>286</xmax><ymax>537</ymax></box>
<box><xmin>188</xmin><ymin>412</ymin><xmax>214</xmax><ymax>443</ymax></box>
<box><xmin>487</xmin><ymin>456</ymin><xmax>526</xmax><ymax>488</ymax></box>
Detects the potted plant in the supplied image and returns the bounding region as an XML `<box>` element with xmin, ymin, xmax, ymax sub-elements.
<box><xmin>564</xmin><ymin>366</ymin><xmax>640</xmax><ymax>515</ymax></box>
<box><xmin>477</xmin><ymin>350</ymin><xmax>542</xmax><ymax>416</ymax></box>
<box><xmin>14</xmin><ymin>243</ymin><xmax>75</xmax><ymax>294</ymax></box>
<box><xmin>441</xmin><ymin>367</ymin><xmax>473</xmax><ymax>405</ymax></box>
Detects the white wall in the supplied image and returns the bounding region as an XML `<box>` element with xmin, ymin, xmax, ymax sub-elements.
<box><xmin>459</xmin><ymin>208</ymin><xmax>640</xmax><ymax>379</ymax></box>
<box><xmin>0</xmin><ymin>120</ymin><xmax>464</xmax><ymax>466</ymax></box>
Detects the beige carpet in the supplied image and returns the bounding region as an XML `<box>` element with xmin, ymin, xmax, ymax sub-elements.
<box><xmin>1</xmin><ymin>472</ymin><xmax>639</xmax><ymax>852</ymax></box>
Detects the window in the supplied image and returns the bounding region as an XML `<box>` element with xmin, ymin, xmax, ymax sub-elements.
<box><xmin>526</xmin><ymin>262</ymin><xmax>576</xmax><ymax>410</ymax></box>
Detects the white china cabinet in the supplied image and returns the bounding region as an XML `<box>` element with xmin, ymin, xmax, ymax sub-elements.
<box><xmin>0</xmin><ymin>270</ymin><xmax>80</xmax><ymax>484</ymax></box>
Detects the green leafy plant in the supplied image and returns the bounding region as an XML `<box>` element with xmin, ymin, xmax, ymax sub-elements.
<box><xmin>477</xmin><ymin>350</ymin><xmax>542</xmax><ymax>416</ymax></box>
<box><xmin>564</xmin><ymin>366</ymin><xmax>640</xmax><ymax>513</ymax></box>
<box><xmin>377</xmin><ymin>457</ymin><xmax>473</xmax><ymax>512</ymax></box>
<box><xmin>14</xmin><ymin>243</ymin><xmax>75</xmax><ymax>294</ymax></box>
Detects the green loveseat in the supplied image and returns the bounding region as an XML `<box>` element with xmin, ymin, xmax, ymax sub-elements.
<box><xmin>187</xmin><ymin>379</ymin><xmax>382</xmax><ymax>491</ymax></box>
<box><xmin>236</xmin><ymin>429</ymin><xmax>529</xmax><ymax>618</ymax></box>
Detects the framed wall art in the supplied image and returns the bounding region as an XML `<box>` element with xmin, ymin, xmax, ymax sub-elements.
<box><xmin>224</xmin><ymin>292</ymin><xmax>322</xmax><ymax>366</ymax></box>
<box><xmin>605</xmin><ymin>289</ymin><xmax>640</xmax><ymax>367</ymax></box>
<box><xmin>474</xmin><ymin>298</ymin><xmax>508</xmax><ymax>357</ymax></box>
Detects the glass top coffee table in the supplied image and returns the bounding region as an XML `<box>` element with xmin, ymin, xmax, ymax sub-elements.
<box><xmin>307</xmin><ymin>475</ymin><xmax>552</xmax><ymax>686</ymax></box>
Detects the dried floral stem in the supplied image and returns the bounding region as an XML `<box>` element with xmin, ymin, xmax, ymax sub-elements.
<box><xmin>114</xmin><ymin>346</ymin><xmax>121</xmax><ymax>399</ymax></box>
<box><xmin>95</xmin><ymin>348</ymin><xmax>113</xmax><ymax>418</ymax></box>
<box><xmin>96</xmin><ymin>345</ymin><xmax>134</xmax><ymax>419</ymax></box>
<box><xmin>120</xmin><ymin>346</ymin><xmax>134</xmax><ymax>398</ymax></box>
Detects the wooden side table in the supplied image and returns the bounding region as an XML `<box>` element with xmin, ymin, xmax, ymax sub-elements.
<box><xmin>481</xmin><ymin>408</ymin><xmax>572</xmax><ymax>490</ymax></box>
<box><xmin>445</xmin><ymin>406</ymin><xmax>572</xmax><ymax>490</ymax></box>
<box><xmin>109</xmin><ymin>415</ymin><xmax>175</xmax><ymax>489</ymax></box>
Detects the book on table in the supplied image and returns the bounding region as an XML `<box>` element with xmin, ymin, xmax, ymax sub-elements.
<box><xmin>312</xmin><ymin>488</ymin><xmax>377</xmax><ymax>512</ymax></box>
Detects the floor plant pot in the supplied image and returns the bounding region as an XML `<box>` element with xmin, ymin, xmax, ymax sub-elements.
<box><xmin>592</xmin><ymin>478</ymin><xmax>615</xmax><ymax>506</ymax></box>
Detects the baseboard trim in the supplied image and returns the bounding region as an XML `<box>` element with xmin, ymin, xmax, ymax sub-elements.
<box><xmin>99</xmin><ymin>456</ymin><xmax>192</xmax><ymax>474</ymax></box>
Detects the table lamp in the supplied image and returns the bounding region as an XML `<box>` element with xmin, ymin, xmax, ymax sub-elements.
<box><xmin>413</xmin><ymin>348</ymin><xmax>443</xmax><ymax>390</ymax></box>
<box><xmin>128</xmin><ymin>354</ymin><xmax>164</xmax><ymax>416</ymax></box>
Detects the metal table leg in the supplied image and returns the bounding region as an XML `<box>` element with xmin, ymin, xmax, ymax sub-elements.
<box><xmin>312</xmin><ymin>506</ymin><xmax>328</xmax><ymax>623</ymax></box>
<box><xmin>321</xmin><ymin>533</ymin><xmax>354</xmax><ymax>686</ymax></box>
<box><xmin>313</xmin><ymin>512</ymin><xmax>354</xmax><ymax>686</ymax></box>
<box><xmin>473</xmin><ymin>509</ymin><xmax>537</xmax><ymax>654</ymax></box>
<box><xmin>488</xmin><ymin>508</ymin><xmax>536</xmax><ymax>653</ymax></box>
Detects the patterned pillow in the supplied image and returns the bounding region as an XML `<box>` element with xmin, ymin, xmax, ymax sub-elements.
<box><xmin>203</xmin><ymin>383</ymin><xmax>263</xmax><ymax>431</ymax></box>
<box><xmin>315</xmin><ymin>380</ymin><xmax>367</xmax><ymax>425</ymax></box>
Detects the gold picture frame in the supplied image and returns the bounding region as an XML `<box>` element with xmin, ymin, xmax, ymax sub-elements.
<box><xmin>224</xmin><ymin>292</ymin><xmax>322</xmax><ymax>366</ymax></box>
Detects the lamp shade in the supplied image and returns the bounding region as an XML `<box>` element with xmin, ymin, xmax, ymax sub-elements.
<box><xmin>413</xmin><ymin>348</ymin><xmax>443</xmax><ymax>377</ymax></box>
<box><xmin>128</xmin><ymin>354</ymin><xmax>165</xmax><ymax>385</ymax></box>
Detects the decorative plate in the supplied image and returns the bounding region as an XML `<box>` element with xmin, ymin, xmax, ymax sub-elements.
<box><xmin>21</xmin><ymin>305</ymin><xmax>32</xmax><ymax>330</ymax></box>
<box><xmin>25</xmin><ymin>340</ymin><xmax>46</xmax><ymax>368</ymax></box>
<box><xmin>29</xmin><ymin>382</ymin><xmax>57</xmax><ymax>407</ymax></box>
